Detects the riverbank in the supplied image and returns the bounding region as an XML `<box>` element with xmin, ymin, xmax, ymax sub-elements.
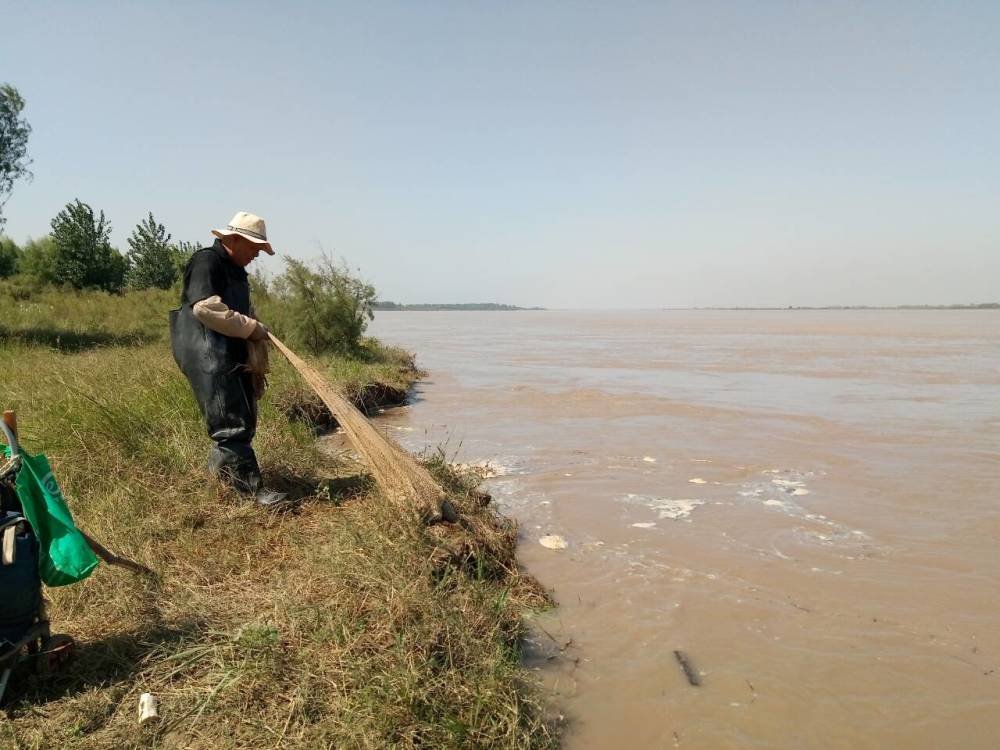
<box><xmin>0</xmin><ymin>288</ymin><xmax>554</xmax><ymax>749</ymax></box>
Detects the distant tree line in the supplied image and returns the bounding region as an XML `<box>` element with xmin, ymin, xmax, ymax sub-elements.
<box><xmin>0</xmin><ymin>200</ymin><xmax>196</xmax><ymax>292</ymax></box>
<box><xmin>704</xmin><ymin>304</ymin><xmax>1000</xmax><ymax>311</ymax></box>
<box><xmin>373</xmin><ymin>302</ymin><xmax>543</xmax><ymax>311</ymax></box>
<box><xmin>1</xmin><ymin>84</ymin><xmax>195</xmax><ymax>293</ymax></box>
<box><xmin>0</xmin><ymin>83</ymin><xmax>380</xmax><ymax>355</ymax></box>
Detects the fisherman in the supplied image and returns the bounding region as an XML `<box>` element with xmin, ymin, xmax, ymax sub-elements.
<box><xmin>169</xmin><ymin>211</ymin><xmax>287</xmax><ymax>507</ymax></box>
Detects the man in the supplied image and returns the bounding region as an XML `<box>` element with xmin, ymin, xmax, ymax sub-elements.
<box><xmin>169</xmin><ymin>211</ymin><xmax>287</xmax><ymax>507</ymax></box>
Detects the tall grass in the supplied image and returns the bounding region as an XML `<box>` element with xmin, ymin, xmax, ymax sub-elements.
<box><xmin>0</xmin><ymin>287</ymin><xmax>554</xmax><ymax>749</ymax></box>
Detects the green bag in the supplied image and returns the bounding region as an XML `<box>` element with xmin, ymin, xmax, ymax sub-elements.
<box><xmin>3</xmin><ymin>445</ymin><xmax>99</xmax><ymax>587</ymax></box>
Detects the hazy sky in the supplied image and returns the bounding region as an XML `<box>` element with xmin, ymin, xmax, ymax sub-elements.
<box><xmin>2</xmin><ymin>1</ymin><xmax>997</xmax><ymax>308</ymax></box>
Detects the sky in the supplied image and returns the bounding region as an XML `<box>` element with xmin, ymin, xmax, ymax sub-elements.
<box><xmin>2</xmin><ymin>0</ymin><xmax>998</xmax><ymax>308</ymax></box>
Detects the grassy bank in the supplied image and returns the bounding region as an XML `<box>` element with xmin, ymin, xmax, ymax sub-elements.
<box><xmin>0</xmin><ymin>286</ymin><xmax>553</xmax><ymax>749</ymax></box>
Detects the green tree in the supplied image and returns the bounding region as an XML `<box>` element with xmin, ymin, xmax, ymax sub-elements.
<box><xmin>0</xmin><ymin>84</ymin><xmax>32</xmax><ymax>232</ymax></box>
<box><xmin>50</xmin><ymin>199</ymin><xmax>126</xmax><ymax>292</ymax></box>
<box><xmin>170</xmin><ymin>240</ymin><xmax>198</xmax><ymax>278</ymax></box>
<box><xmin>18</xmin><ymin>235</ymin><xmax>58</xmax><ymax>284</ymax></box>
<box><xmin>125</xmin><ymin>212</ymin><xmax>176</xmax><ymax>289</ymax></box>
<box><xmin>272</xmin><ymin>256</ymin><xmax>376</xmax><ymax>356</ymax></box>
<box><xmin>0</xmin><ymin>235</ymin><xmax>21</xmax><ymax>277</ymax></box>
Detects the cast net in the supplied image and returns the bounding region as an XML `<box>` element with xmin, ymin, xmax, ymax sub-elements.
<box><xmin>268</xmin><ymin>334</ymin><xmax>445</xmax><ymax>520</ymax></box>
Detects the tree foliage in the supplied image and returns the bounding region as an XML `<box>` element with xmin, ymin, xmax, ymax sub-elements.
<box><xmin>18</xmin><ymin>235</ymin><xmax>58</xmax><ymax>284</ymax></box>
<box><xmin>0</xmin><ymin>235</ymin><xmax>21</xmax><ymax>278</ymax></box>
<box><xmin>50</xmin><ymin>199</ymin><xmax>126</xmax><ymax>292</ymax></box>
<box><xmin>125</xmin><ymin>212</ymin><xmax>176</xmax><ymax>289</ymax></box>
<box><xmin>271</xmin><ymin>256</ymin><xmax>376</xmax><ymax>356</ymax></box>
<box><xmin>0</xmin><ymin>84</ymin><xmax>32</xmax><ymax>232</ymax></box>
<box><xmin>170</xmin><ymin>240</ymin><xmax>198</xmax><ymax>280</ymax></box>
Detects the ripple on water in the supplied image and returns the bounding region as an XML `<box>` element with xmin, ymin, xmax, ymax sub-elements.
<box><xmin>739</xmin><ymin>470</ymin><xmax>883</xmax><ymax>558</ymax></box>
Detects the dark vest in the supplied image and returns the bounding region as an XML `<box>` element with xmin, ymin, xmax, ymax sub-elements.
<box><xmin>169</xmin><ymin>241</ymin><xmax>251</xmax><ymax>378</ymax></box>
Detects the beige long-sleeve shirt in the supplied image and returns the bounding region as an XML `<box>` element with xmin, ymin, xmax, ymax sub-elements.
<box><xmin>192</xmin><ymin>295</ymin><xmax>258</xmax><ymax>339</ymax></box>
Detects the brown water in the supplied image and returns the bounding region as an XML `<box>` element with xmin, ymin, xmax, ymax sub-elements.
<box><xmin>367</xmin><ymin>310</ymin><xmax>1000</xmax><ymax>749</ymax></box>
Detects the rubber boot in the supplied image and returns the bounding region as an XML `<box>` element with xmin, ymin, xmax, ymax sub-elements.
<box><xmin>207</xmin><ymin>442</ymin><xmax>262</xmax><ymax>494</ymax></box>
<box><xmin>254</xmin><ymin>488</ymin><xmax>290</xmax><ymax>508</ymax></box>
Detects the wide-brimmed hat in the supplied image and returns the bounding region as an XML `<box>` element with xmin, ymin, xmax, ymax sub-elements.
<box><xmin>212</xmin><ymin>211</ymin><xmax>274</xmax><ymax>255</ymax></box>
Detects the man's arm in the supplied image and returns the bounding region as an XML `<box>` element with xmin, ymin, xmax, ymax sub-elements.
<box><xmin>193</xmin><ymin>295</ymin><xmax>259</xmax><ymax>339</ymax></box>
<box><xmin>184</xmin><ymin>251</ymin><xmax>263</xmax><ymax>339</ymax></box>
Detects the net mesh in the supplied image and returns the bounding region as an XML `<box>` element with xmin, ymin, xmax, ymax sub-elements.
<box><xmin>269</xmin><ymin>334</ymin><xmax>444</xmax><ymax>519</ymax></box>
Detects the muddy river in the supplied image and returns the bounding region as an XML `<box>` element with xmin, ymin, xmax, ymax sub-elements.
<box><xmin>368</xmin><ymin>310</ymin><xmax>999</xmax><ymax>749</ymax></box>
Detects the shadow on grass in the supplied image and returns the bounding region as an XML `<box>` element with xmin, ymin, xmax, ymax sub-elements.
<box><xmin>3</xmin><ymin>622</ymin><xmax>200</xmax><ymax>711</ymax></box>
<box><xmin>264</xmin><ymin>468</ymin><xmax>373</xmax><ymax>504</ymax></box>
<box><xmin>0</xmin><ymin>325</ymin><xmax>159</xmax><ymax>352</ymax></box>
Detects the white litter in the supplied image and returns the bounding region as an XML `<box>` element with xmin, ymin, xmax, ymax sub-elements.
<box><xmin>539</xmin><ymin>535</ymin><xmax>568</xmax><ymax>550</ymax></box>
<box><xmin>138</xmin><ymin>693</ymin><xmax>160</xmax><ymax>724</ymax></box>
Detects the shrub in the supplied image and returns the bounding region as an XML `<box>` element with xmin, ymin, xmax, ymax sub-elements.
<box><xmin>270</xmin><ymin>256</ymin><xmax>376</xmax><ymax>356</ymax></box>
<box><xmin>17</xmin><ymin>234</ymin><xmax>57</xmax><ymax>285</ymax></box>
<box><xmin>0</xmin><ymin>235</ymin><xmax>20</xmax><ymax>277</ymax></box>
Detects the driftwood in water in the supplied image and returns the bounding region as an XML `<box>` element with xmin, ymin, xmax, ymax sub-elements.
<box><xmin>673</xmin><ymin>649</ymin><xmax>701</xmax><ymax>686</ymax></box>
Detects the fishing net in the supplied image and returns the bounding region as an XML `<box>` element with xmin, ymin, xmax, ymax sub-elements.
<box><xmin>268</xmin><ymin>334</ymin><xmax>445</xmax><ymax>520</ymax></box>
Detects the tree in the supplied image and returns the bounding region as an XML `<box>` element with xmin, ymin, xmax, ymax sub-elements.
<box><xmin>50</xmin><ymin>199</ymin><xmax>126</xmax><ymax>292</ymax></box>
<box><xmin>272</xmin><ymin>256</ymin><xmax>376</xmax><ymax>356</ymax></box>
<box><xmin>170</xmin><ymin>240</ymin><xmax>198</xmax><ymax>279</ymax></box>
<box><xmin>0</xmin><ymin>84</ymin><xmax>32</xmax><ymax>232</ymax></box>
<box><xmin>125</xmin><ymin>213</ymin><xmax>176</xmax><ymax>289</ymax></box>
<box><xmin>0</xmin><ymin>236</ymin><xmax>21</xmax><ymax>277</ymax></box>
<box><xmin>18</xmin><ymin>235</ymin><xmax>58</xmax><ymax>284</ymax></box>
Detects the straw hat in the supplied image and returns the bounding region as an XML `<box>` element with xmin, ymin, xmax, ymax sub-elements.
<box><xmin>212</xmin><ymin>211</ymin><xmax>274</xmax><ymax>255</ymax></box>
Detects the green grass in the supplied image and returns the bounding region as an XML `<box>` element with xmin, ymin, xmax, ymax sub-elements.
<box><xmin>0</xmin><ymin>286</ymin><xmax>554</xmax><ymax>749</ymax></box>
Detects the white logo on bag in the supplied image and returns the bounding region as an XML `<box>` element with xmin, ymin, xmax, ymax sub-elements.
<box><xmin>40</xmin><ymin>471</ymin><xmax>63</xmax><ymax>500</ymax></box>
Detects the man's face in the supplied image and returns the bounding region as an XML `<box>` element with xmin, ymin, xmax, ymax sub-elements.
<box><xmin>223</xmin><ymin>235</ymin><xmax>262</xmax><ymax>267</ymax></box>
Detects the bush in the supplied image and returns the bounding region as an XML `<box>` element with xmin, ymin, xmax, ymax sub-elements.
<box><xmin>0</xmin><ymin>235</ymin><xmax>20</xmax><ymax>277</ymax></box>
<box><xmin>17</xmin><ymin>234</ymin><xmax>57</xmax><ymax>285</ymax></box>
<box><xmin>270</xmin><ymin>256</ymin><xmax>376</xmax><ymax>356</ymax></box>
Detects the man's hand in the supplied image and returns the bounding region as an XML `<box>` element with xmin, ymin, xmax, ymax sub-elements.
<box><xmin>248</xmin><ymin>322</ymin><xmax>270</xmax><ymax>342</ymax></box>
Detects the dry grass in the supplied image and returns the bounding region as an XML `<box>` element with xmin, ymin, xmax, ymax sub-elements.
<box><xmin>0</xmin><ymin>288</ymin><xmax>555</xmax><ymax>749</ymax></box>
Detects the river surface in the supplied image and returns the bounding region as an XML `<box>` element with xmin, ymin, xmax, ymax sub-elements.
<box><xmin>367</xmin><ymin>310</ymin><xmax>999</xmax><ymax>749</ymax></box>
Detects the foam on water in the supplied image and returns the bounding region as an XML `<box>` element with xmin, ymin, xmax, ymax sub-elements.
<box><xmin>734</xmin><ymin>470</ymin><xmax>881</xmax><ymax>558</ymax></box>
<box><xmin>619</xmin><ymin>494</ymin><xmax>705</xmax><ymax>521</ymax></box>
